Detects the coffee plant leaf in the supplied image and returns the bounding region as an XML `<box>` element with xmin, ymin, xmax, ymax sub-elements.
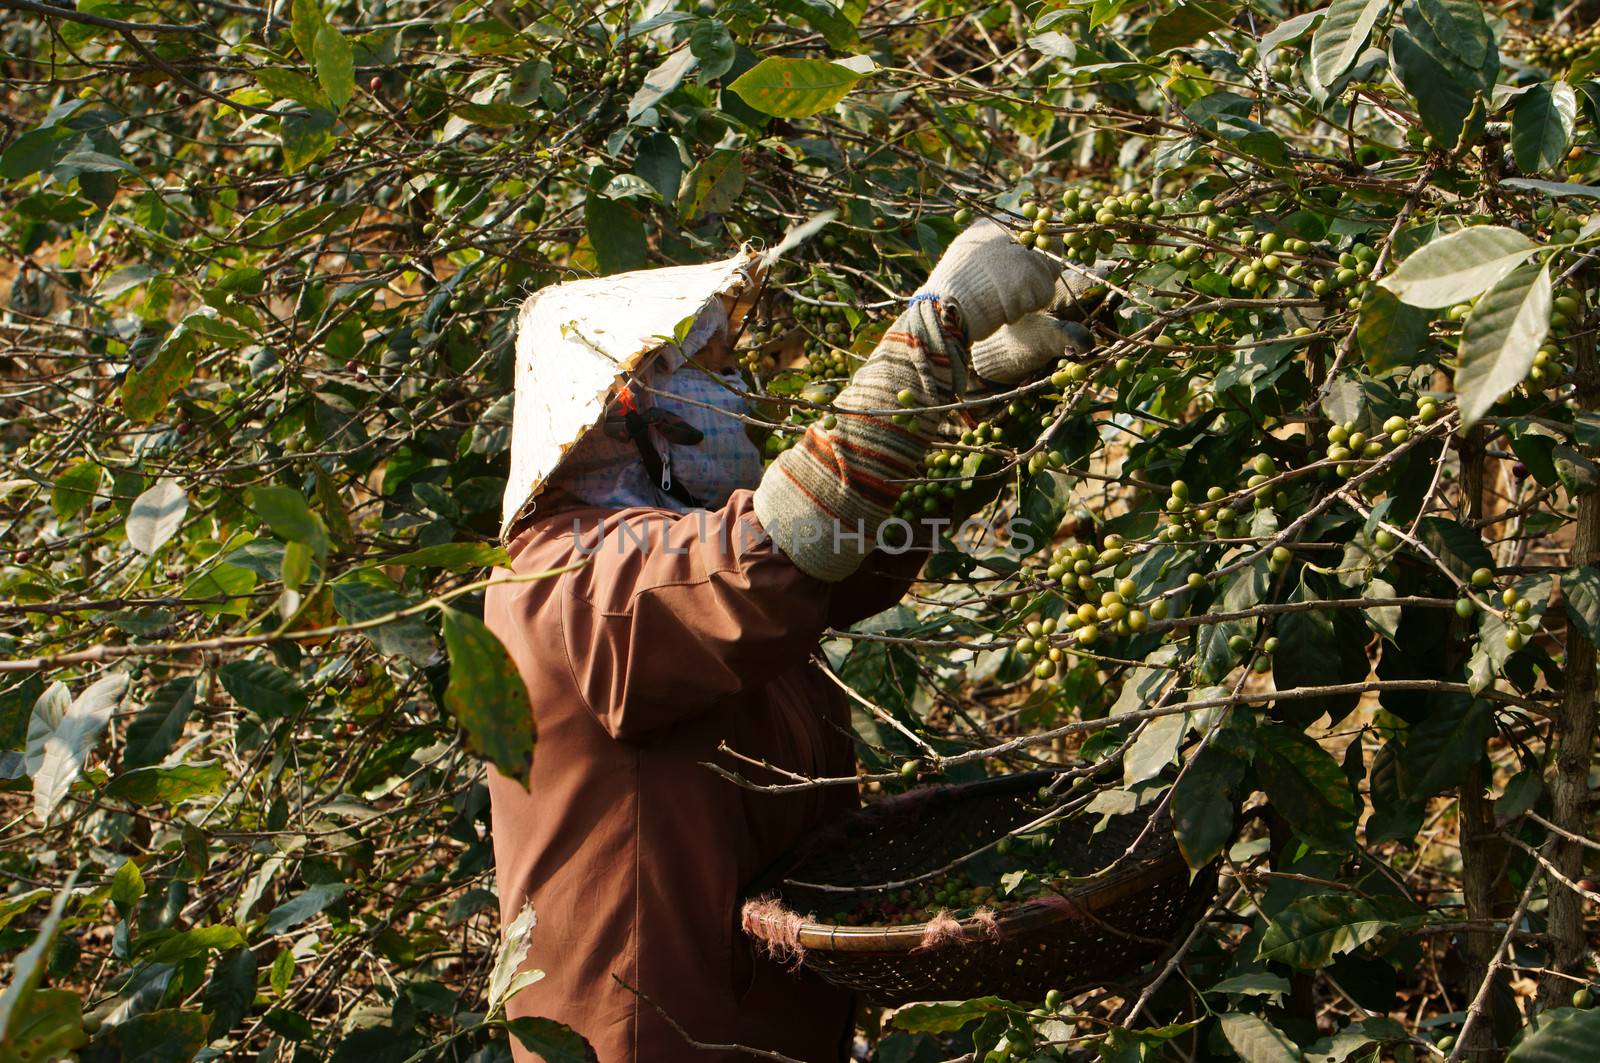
<box><xmin>26</xmin><ymin>673</ymin><xmax>127</xmax><ymax>822</ymax></box>
<box><xmin>729</xmin><ymin>58</ymin><xmax>865</xmax><ymax>118</ymax></box>
<box><xmin>125</xmin><ymin>479</ymin><xmax>187</xmax><ymax>557</ymax></box>
<box><xmin>441</xmin><ymin>607</ymin><xmax>536</xmax><ymax>784</ymax></box>
<box><xmin>106</xmin><ymin>761</ymin><xmax>229</xmax><ymax>807</ymax></box>
<box><xmin>313</xmin><ymin>23</ymin><xmax>355</xmax><ymax>111</ymax></box>
<box><xmin>1506</xmin><ymin>1006</ymin><xmax>1600</xmax><ymax>1061</ymax></box>
<box><xmin>1379</xmin><ymin>225</ymin><xmax>1539</xmax><ymax>308</ymax></box>
<box><xmin>505</xmin><ymin>1017</ymin><xmax>599</xmax><ymax>1061</ymax></box>
<box><xmin>1512</xmin><ymin>81</ymin><xmax>1577</xmax><ymax>175</ymax></box>
<box><xmin>1258</xmin><ymin>892</ymin><xmax>1423</xmax><ymax>969</ymax></box>
<box><xmin>123</xmin><ymin>677</ymin><xmax>198</xmax><ymax>769</ymax></box>
<box><xmin>1455</xmin><ymin>262</ymin><xmax>1551</xmax><ymax>427</ymax></box>
<box><xmin>1217</xmin><ymin>1011</ymin><xmax>1304</xmax><ymax>1062</ymax></box>
<box><xmin>1309</xmin><ymin>0</ymin><xmax>1386</xmax><ymax>89</ymax></box>
<box><xmin>217</xmin><ymin>659</ymin><xmax>308</xmax><ymax>719</ymax></box>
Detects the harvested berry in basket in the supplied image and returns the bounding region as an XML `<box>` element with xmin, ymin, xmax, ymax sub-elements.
<box><xmin>741</xmin><ymin>771</ymin><xmax>1218</xmax><ymax>1006</ymax></box>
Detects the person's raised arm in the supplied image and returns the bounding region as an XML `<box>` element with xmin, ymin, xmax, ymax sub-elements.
<box><xmin>506</xmin><ymin>221</ymin><xmax>1074</xmax><ymax>740</ymax></box>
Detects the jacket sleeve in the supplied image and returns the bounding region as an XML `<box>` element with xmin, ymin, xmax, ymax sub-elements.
<box><xmin>548</xmin><ymin>489</ymin><xmax>898</xmax><ymax>741</ymax></box>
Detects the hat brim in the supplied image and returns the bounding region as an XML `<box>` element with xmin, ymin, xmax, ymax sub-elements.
<box><xmin>501</xmin><ymin>248</ymin><xmax>765</xmax><ymax>537</ymax></box>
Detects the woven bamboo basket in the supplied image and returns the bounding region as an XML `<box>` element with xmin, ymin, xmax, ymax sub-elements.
<box><xmin>741</xmin><ymin>771</ymin><xmax>1215</xmax><ymax>1005</ymax></box>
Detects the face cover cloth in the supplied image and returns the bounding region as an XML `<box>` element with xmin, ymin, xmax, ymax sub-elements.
<box><xmin>554</xmin><ymin>360</ymin><xmax>761</xmax><ymax>512</ymax></box>
<box><xmin>650</xmin><ymin>365</ymin><xmax>764</xmax><ymax>510</ymax></box>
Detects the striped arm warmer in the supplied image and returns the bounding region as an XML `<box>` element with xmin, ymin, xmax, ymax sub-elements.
<box><xmin>753</xmin><ymin>295</ymin><xmax>972</xmax><ymax>582</ymax></box>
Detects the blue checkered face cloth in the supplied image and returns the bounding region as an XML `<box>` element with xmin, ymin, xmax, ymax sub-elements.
<box><xmin>651</xmin><ymin>365</ymin><xmax>764</xmax><ymax>509</ymax></box>
<box><xmin>555</xmin><ymin>360</ymin><xmax>762</xmax><ymax>512</ymax></box>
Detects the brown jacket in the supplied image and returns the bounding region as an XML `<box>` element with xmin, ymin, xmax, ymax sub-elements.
<box><xmin>484</xmin><ymin>489</ymin><xmax>917</xmax><ymax>1062</ymax></box>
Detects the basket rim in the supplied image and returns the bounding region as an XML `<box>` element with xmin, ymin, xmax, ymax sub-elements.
<box><xmin>745</xmin><ymin>791</ymin><xmax>1192</xmax><ymax>955</ymax></box>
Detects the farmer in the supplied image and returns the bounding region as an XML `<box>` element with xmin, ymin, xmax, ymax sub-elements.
<box><xmin>486</xmin><ymin>220</ymin><xmax>1090</xmax><ymax>1062</ymax></box>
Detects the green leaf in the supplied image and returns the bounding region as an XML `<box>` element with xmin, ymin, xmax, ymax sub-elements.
<box><xmin>182</xmin><ymin>562</ymin><xmax>258</xmax><ymax>617</ymax></box>
<box><xmin>26</xmin><ymin>673</ymin><xmax>127</xmax><ymax>821</ymax></box>
<box><xmin>1389</xmin><ymin>0</ymin><xmax>1497</xmax><ymax>148</ymax></box>
<box><xmin>0</xmin><ymin>890</ymin><xmax>50</xmax><ymax>934</ymax></box>
<box><xmin>584</xmin><ymin>195</ymin><xmax>648</xmax><ymax>275</ymax></box>
<box><xmin>107</xmin><ymin>760</ymin><xmax>228</xmax><ymax>806</ymax></box>
<box><xmin>313</xmin><ymin>24</ymin><xmax>354</xmax><ymax>109</ymax></box>
<box><xmin>254</xmin><ymin>66</ymin><xmax>330</xmax><ymax>108</ymax></box>
<box><xmin>1397</xmin><ymin>694</ymin><xmax>1494</xmax><ymax>799</ymax></box>
<box><xmin>1218</xmin><ymin>1012</ymin><xmax>1304</xmax><ymax>1063</ymax></box>
<box><xmin>1259</xmin><ymin>892</ymin><xmax>1423</xmax><ymax>968</ymax></box>
<box><xmin>290</xmin><ymin>0</ymin><xmax>325</xmax><ymax>61</ymax></box>
<box><xmin>1270</xmin><ymin>577</ymin><xmax>1370</xmax><ymax>727</ymax></box>
<box><xmin>675</xmin><ymin>149</ymin><xmax>744</xmax><ymax>221</ymax></box>
<box><xmin>1508</xmin><ymin>1006</ymin><xmax>1600</xmax><ymax>1060</ymax></box>
<box><xmin>450</xmin><ymin>101</ymin><xmax>535</xmax><ymax>126</ymax></box>
<box><xmin>441</xmin><ymin>607</ymin><xmax>536</xmax><ymax>785</ymax></box>
<box><xmin>1357</xmin><ymin>283</ymin><xmax>1431</xmax><ymax>370</ymax></box>
<box><xmin>626</xmin><ymin>48</ymin><xmax>698</xmax><ymax>120</ymax></box>
<box><xmin>771</xmin><ymin>0</ymin><xmax>858</xmax><ymax>50</ymax></box>
<box><xmin>281</xmin><ymin>107</ymin><xmax>337</xmax><ymax>174</ymax></box>
<box><xmin>1171</xmin><ymin>742</ymin><xmax>1245</xmax><ymax>869</ymax></box>
<box><xmin>1253</xmin><ymin>722</ymin><xmax>1358</xmax><ymax>850</ymax></box>
<box><xmin>282</xmin><ymin>539</ymin><xmax>312</xmax><ymax>592</ymax></box>
<box><xmin>270</xmin><ymin>948</ymin><xmax>295</xmax><ymax>994</ymax></box>
<box><xmin>1455</xmin><ymin>262</ymin><xmax>1551</xmax><ymax>427</ymax></box>
<box><xmin>1209</xmin><ymin>973</ymin><xmax>1292</xmax><ymax>998</ymax></box>
<box><xmin>1512</xmin><ymin>82</ymin><xmax>1577</xmax><ymax>174</ymax></box>
<box><xmin>689</xmin><ymin>19</ymin><xmax>736</xmax><ymax>82</ymax></box>
<box><xmin>263</xmin><ymin>883</ymin><xmax>349</xmax><ymax>934</ymax></box>
<box><xmin>109</xmin><ymin>859</ymin><xmax>144</xmax><ymax>920</ymax></box>
<box><xmin>332</xmin><ymin>581</ymin><xmax>438</xmax><ymax>663</ymax></box>
<box><xmin>1310</xmin><ymin>0</ymin><xmax>1387</xmax><ymax>90</ymax></box>
<box><xmin>137</xmin><ymin>923</ymin><xmax>246</xmax><ymax>964</ymax></box>
<box><xmin>1501</xmin><ymin>177</ymin><xmax>1600</xmax><ymax>200</ymax></box>
<box><xmin>1124</xmin><ymin>709</ymin><xmax>1187</xmax><ymax>785</ymax></box>
<box><xmin>2</xmin><ymin>989</ymin><xmax>85</xmax><ymax>1061</ymax></box>
<box><xmin>124</xmin><ymin>676</ymin><xmax>197</xmax><ymax>768</ymax></box>
<box><xmin>634</xmin><ymin>132</ymin><xmax>684</xmax><ymax>201</ymax></box>
<box><xmin>504</xmin><ymin>1017</ymin><xmax>598</xmax><ymax>1062</ymax></box>
<box><xmin>182</xmin><ymin>310</ymin><xmax>252</xmax><ymax>345</ymax></box>
<box><xmin>890</xmin><ymin>997</ymin><xmax>1012</xmax><ymax>1034</ymax></box>
<box><xmin>1011</xmin><ymin>470</ymin><xmax>1073</xmax><ymax>555</ymax></box>
<box><xmin>82</xmin><ymin>1009</ymin><xmax>208</xmax><ymax>1062</ymax></box>
<box><xmin>247</xmin><ymin>486</ymin><xmax>330</xmax><ymax>553</ymax></box>
<box><xmin>51</xmin><ymin>461</ymin><xmax>101</xmax><ymax>521</ymax></box>
<box><xmin>729</xmin><ymin>58</ymin><xmax>865</xmax><ymax>118</ymax></box>
<box><xmin>203</xmin><ymin>949</ymin><xmax>258</xmax><ymax>1038</ymax></box>
<box><xmin>1565</xmin><ymin>565</ymin><xmax>1600</xmax><ymax>644</ymax></box>
<box><xmin>218</xmin><ymin>659</ymin><xmax>308</xmax><ymax>718</ymax></box>
<box><xmin>0</xmin><ymin>124</ymin><xmax>73</xmax><ymax>181</ymax></box>
<box><xmin>1379</xmin><ymin>225</ymin><xmax>1538</xmax><ymax>308</ymax></box>
<box><xmin>0</xmin><ymin>874</ymin><xmax>76</xmax><ymax>1047</ymax></box>
<box><xmin>1147</xmin><ymin>1</ymin><xmax>1236</xmax><ymax>53</ymax></box>
<box><xmin>1416</xmin><ymin>516</ymin><xmax>1495</xmax><ymax>579</ymax></box>
<box><xmin>384</xmin><ymin>542</ymin><xmax>509</xmax><ymax>570</ymax></box>
<box><xmin>126</xmin><ymin>479</ymin><xmax>187</xmax><ymax>556</ymax></box>
<box><xmin>122</xmin><ymin>345</ymin><xmax>194</xmax><ymax>423</ymax></box>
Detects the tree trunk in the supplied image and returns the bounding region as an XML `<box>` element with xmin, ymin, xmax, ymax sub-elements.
<box><xmin>1458</xmin><ymin>426</ymin><xmax>1506</xmax><ymax>1058</ymax></box>
<box><xmin>1540</xmin><ymin>321</ymin><xmax>1600</xmax><ymax>1008</ymax></box>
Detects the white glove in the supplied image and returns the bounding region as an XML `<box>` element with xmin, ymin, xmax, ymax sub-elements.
<box><xmin>918</xmin><ymin>219</ymin><xmax>1059</xmax><ymax>342</ymax></box>
<box><xmin>971</xmin><ymin>313</ymin><xmax>1092</xmax><ymax>384</ymax></box>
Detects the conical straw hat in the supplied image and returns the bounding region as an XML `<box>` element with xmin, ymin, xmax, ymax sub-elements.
<box><xmin>501</xmin><ymin>248</ymin><xmax>764</xmax><ymax>536</ymax></box>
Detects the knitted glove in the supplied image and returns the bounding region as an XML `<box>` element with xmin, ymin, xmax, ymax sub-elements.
<box><xmin>970</xmin><ymin>313</ymin><xmax>1092</xmax><ymax>384</ymax></box>
<box><xmin>754</xmin><ymin>296</ymin><xmax>970</xmax><ymax>581</ymax></box>
<box><xmin>916</xmin><ymin>220</ymin><xmax>1060</xmax><ymax>341</ymax></box>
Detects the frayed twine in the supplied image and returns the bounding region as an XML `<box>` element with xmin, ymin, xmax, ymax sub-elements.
<box><xmin>969</xmin><ymin>905</ymin><xmax>1001</xmax><ymax>939</ymax></box>
<box><xmin>741</xmin><ymin>895</ymin><xmax>809</xmax><ymax>968</ymax></box>
<box><xmin>914</xmin><ymin>906</ymin><xmax>1003</xmax><ymax>951</ymax></box>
